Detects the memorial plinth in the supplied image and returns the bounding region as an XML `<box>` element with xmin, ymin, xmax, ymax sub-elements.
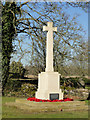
<box><xmin>35</xmin><ymin>22</ymin><xmax>63</xmax><ymax>100</ymax></box>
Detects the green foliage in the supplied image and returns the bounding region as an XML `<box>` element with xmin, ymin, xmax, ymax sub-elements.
<box><xmin>10</xmin><ymin>61</ymin><xmax>26</xmax><ymax>78</ymax></box>
<box><xmin>4</xmin><ymin>81</ymin><xmax>37</xmax><ymax>97</ymax></box>
<box><xmin>61</xmin><ymin>86</ymin><xmax>75</xmax><ymax>90</ymax></box>
<box><xmin>82</xmin><ymin>77</ymin><xmax>90</xmax><ymax>84</ymax></box>
<box><xmin>20</xmin><ymin>83</ymin><xmax>37</xmax><ymax>97</ymax></box>
<box><xmin>4</xmin><ymin>80</ymin><xmax>21</xmax><ymax>96</ymax></box>
<box><xmin>2</xmin><ymin>2</ymin><xmax>21</xmax><ymax>95</ymax></box>
<box><xmin>60</xmin><ymin>77</ymin><xmax>89</xmax><ymax>88</ymax></box>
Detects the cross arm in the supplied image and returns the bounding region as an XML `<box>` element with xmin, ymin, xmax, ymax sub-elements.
<box><xmin>53</xmin><ymin>27</ymin><xmax>57</xmax><ymax>32</ymax></box>
<box><xmin>43</xmin><ymin>26</ymin><xmax>49</xmax><ymax>31</ymax></box>
<box><xmin>43</xmin><ymin>26</ymin><xmax>57</xmax><ymax>32</ymax></box>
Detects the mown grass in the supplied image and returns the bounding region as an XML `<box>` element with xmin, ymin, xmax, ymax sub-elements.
<box><xmin>2</xmin><ymin>97</ymin><xmax>89</xmax><ymax>118</ymax></box>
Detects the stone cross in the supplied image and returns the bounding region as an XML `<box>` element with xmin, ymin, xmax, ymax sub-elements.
<box><xmin>43</xmin><ymin>22</ymin><xmax>57</xmax><ymax>72</ymax></box>
<box><xmin>36</xmin><ymin>22</ymin><xmax>63</xmax><ymax>100</ymax></box>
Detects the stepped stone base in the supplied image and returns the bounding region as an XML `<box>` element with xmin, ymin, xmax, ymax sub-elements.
<box><xmin>35</xmin><ymin>72</ymin><xmax>63</xmax><ymax>100</ymax></box>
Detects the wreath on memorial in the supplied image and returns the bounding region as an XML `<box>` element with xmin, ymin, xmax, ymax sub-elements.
<box><xmin>27</xmin><ymin>97</ymin><xmax>73</xmax><ymax>102</ymax></box>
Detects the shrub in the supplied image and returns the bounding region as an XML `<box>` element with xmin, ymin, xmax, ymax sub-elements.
<box><xmin>21</xmin><ymin>83</ymin><xmax>37</xmax><ymax>97</ymax></box>
<box><xmin>4</xmin><ymin>81</ymin><xmax>37</xmax><ymax>97</ymax></box>
<box><xmin>9</xmin><ymin>61</ymin><xmax>26</xmax><ymax>78</ymax></box>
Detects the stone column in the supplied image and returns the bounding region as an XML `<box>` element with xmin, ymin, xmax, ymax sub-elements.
<box><xmin>43</xmin><ymin>22</ymin><xmax>57</xmax><ymax>72</ymax></box>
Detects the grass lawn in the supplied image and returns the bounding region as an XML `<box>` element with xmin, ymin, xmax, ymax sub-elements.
<box><xmin>2</xmin><ymin>97</ymin><xmax>89</xmax><ymax>118</ymax></box>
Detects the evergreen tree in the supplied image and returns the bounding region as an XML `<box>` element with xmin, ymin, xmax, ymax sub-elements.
<box><xmin>2</xmin><ymin>2</ymin><xmax>21</xmax><ymax>95</ymax></box>
<box><xmin>10</xmin><ymin>61</ymin><xmax>25</xmax><ymax>78</ymax></box>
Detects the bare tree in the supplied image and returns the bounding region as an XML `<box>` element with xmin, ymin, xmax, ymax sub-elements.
<box><xmin>12</xmin><ymin>2</ymin><xmax>88</xmax><ymax>75</ymax></box>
